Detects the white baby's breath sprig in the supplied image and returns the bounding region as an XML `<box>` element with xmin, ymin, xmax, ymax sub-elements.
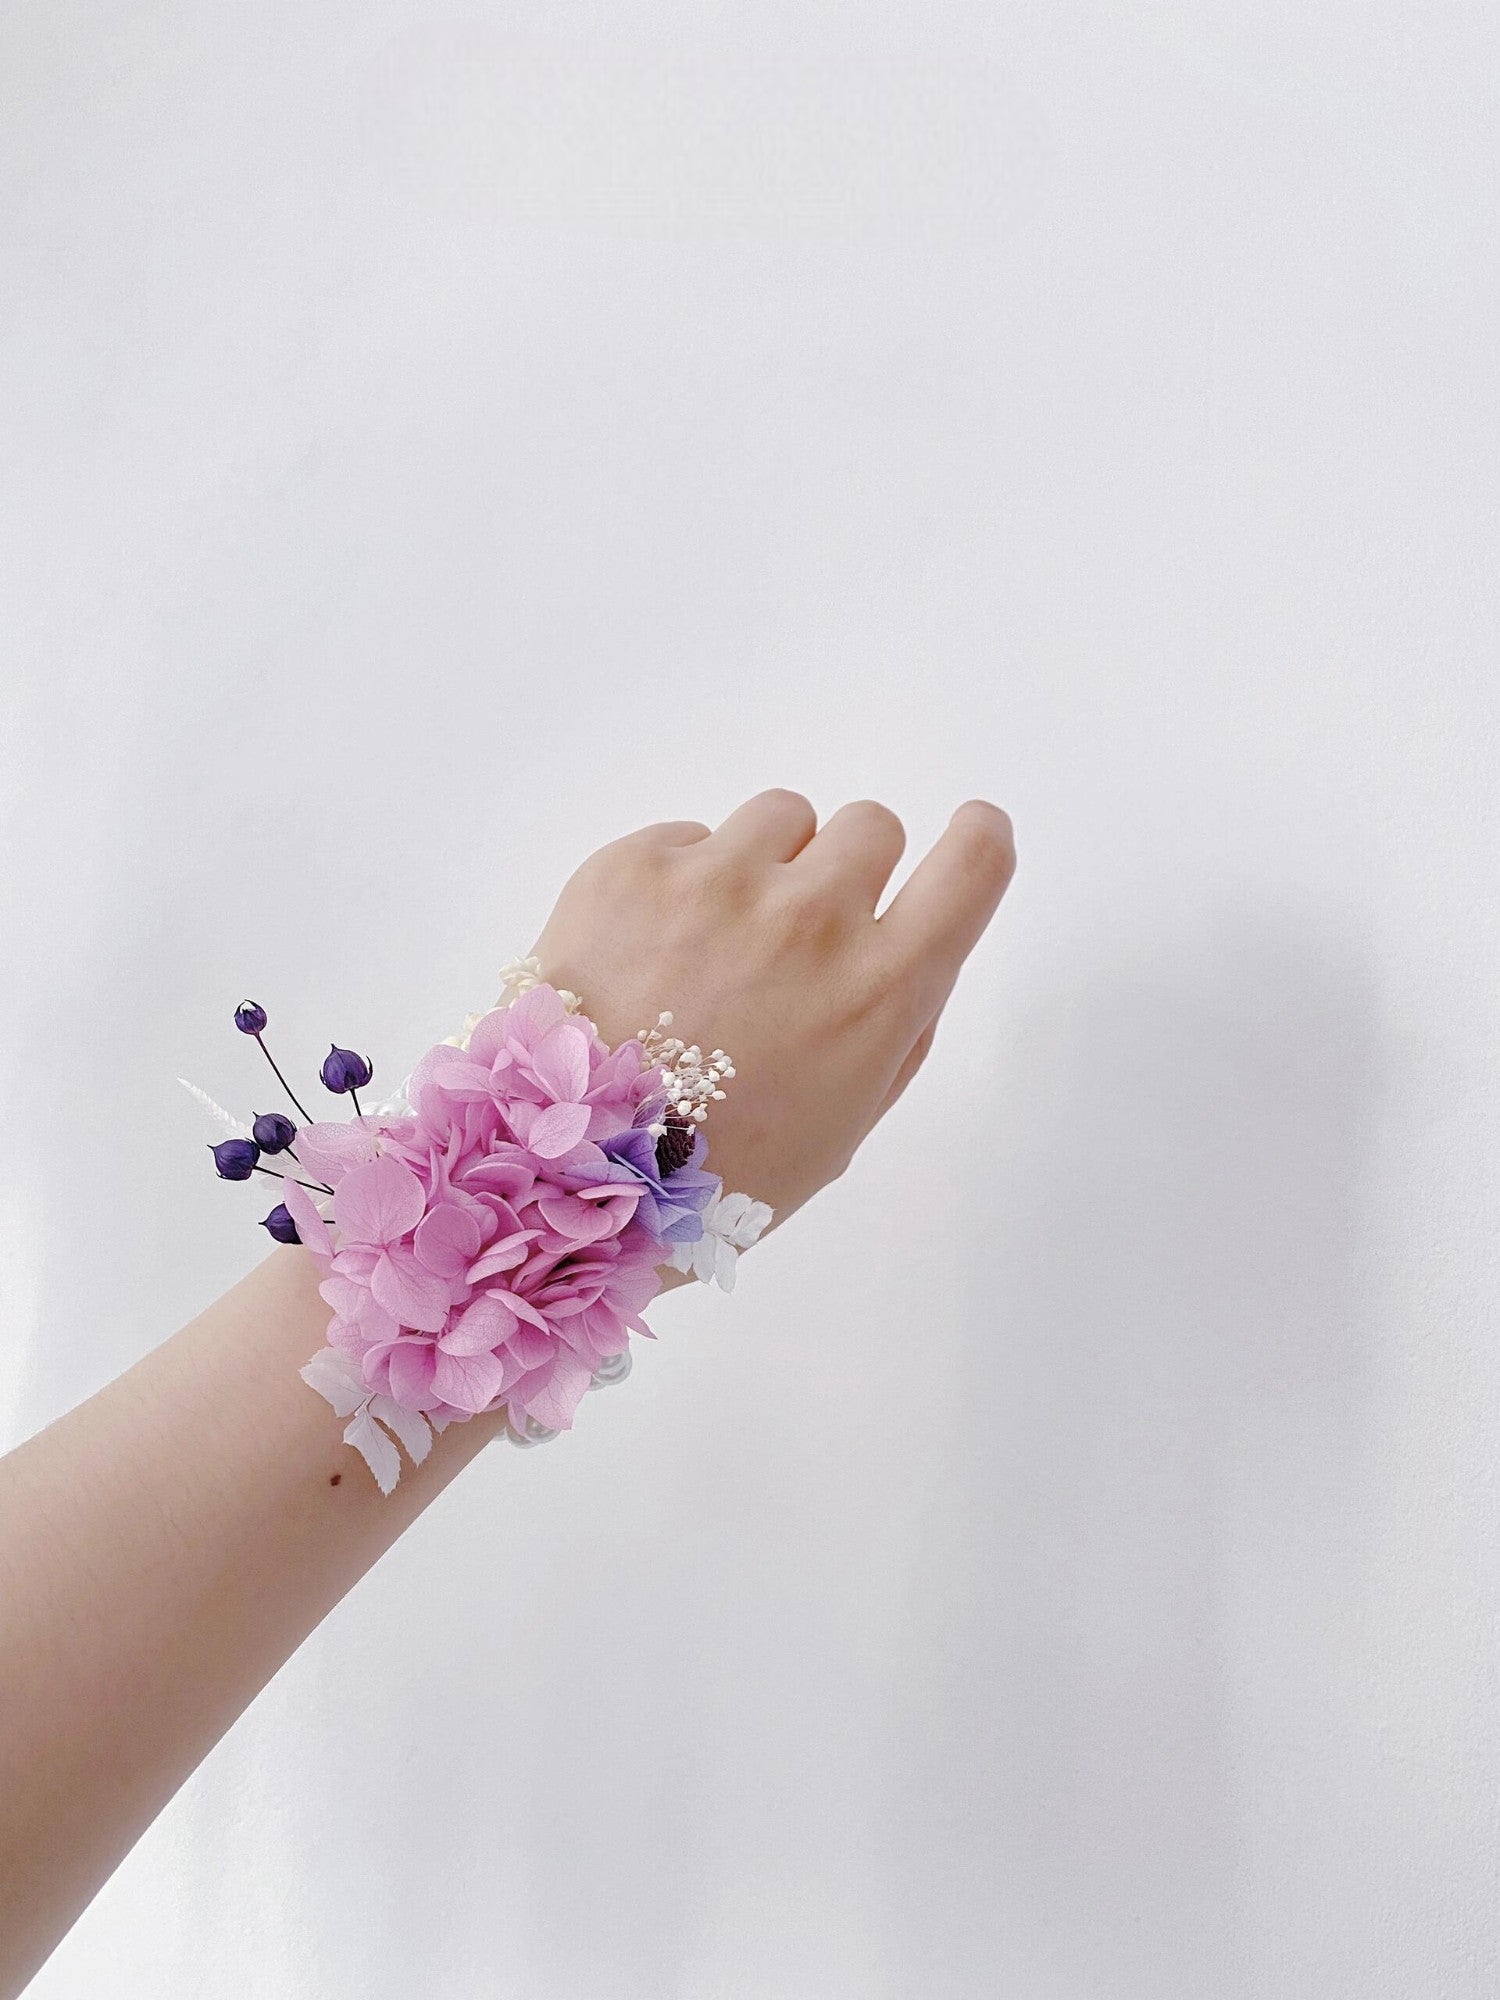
<box><xmin>635</xmin><ymin>1012</ymin><xmax>734</xmax><ymax>1138</ymax></box>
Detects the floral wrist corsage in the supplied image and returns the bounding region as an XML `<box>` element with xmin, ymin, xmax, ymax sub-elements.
<box><xmin>182</xmin><ymin>959</ymin><xmax>771</xmax><ymax>1492</ymax></box>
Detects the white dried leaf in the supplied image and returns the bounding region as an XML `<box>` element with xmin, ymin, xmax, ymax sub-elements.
<box><xmin>369</xmin><ymin>1394</ymin><xmax>432</xmax><ymax>1468</ymax></box>
<box><xmin>299</xmin><ymin>1346</ymin><xmax>370</xmax><ymax>1419</ymax></box>
<box><xmin>343</xmin><ymin>1407</ymin><xmax>402</xmax><ymax>1495</ymax></box>
<box><xmin>178</xmin><ymin>1077</ymin><xmax>249</xmax><ymax>1138</ymax></box>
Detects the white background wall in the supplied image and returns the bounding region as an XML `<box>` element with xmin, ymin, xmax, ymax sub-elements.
<box><xmin>3</xmin><ymin>4</ymin><xmax>1497</xmax><ymax>1995</ymax></box>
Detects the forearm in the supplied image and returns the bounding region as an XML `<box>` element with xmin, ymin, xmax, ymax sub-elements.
<box><xmin>0</xmin><ymin>1248</ymin><xmax>694</xmax><ymax>1994</ymax></box>
<box><xmin>0</xmin><ymin>790</ymin><xmax>1014</xmax><ymax>1994</ymax></box>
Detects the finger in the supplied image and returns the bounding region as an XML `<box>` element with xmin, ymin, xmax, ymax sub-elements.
<box><xmin>878</xmin><ymin>799</ymin><xmax>1016</xmax><ymax>1002</ymax></box>
<box><xmin>708</xmin><ymin>788</ymin><xmax>818</xmax><ymax>862</ymax></box>
<box><xmin>791</xmin><ymin>799</ymin><xmax>906</xmax><ymax>910</ymax></box>
<box><xmin>620</xmin><ymin>819</ymin><xmax>712</xmax><ymax>847</ymax></box>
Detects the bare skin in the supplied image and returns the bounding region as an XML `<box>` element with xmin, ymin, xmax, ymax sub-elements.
<box><xmin>0</xmin><ymin>790</ymin><xmax>1015</xmax><ymax>1996</ymax></box>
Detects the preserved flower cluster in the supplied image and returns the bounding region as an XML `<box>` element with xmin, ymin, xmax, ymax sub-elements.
<box><xmin>282</xmin><ymin>981</ymin><xmax>715</xmax><ymax>1435</ymax></box>
<box><xmin>188</xmin><ymin>967</ymin><xmax>771</xmax><ymax>1492</ymax></box>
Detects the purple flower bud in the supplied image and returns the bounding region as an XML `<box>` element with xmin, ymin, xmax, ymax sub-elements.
<box><xmin>320</xmin><ymin>1044</ymin><xmax>373</xmax><ymax>1093</ymax></box>
<box><xmin>210</xmin><ymin>1137</ymin><xmax>260</xmax><ymax>1180</ymax></box>
<box><xmin>252</xmin><ymin>1111</ymin><xmax>297</xmax><ymax>1153</ymax></box>
<box><xmin>260</xmin><ymin>1203</ymin><xmax>301</xmax><ymax>1244</ymax></box>
<box><xmin>235</xmin><ymin>1000</ymin><xmax>268</xmax><ymax>1035</ymax></box>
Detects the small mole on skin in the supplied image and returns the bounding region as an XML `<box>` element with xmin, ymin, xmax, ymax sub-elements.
<box><xmin>329</xmin><ymin>1473</ymin><xmax>342</xmax><ymax>1486</ymax></box>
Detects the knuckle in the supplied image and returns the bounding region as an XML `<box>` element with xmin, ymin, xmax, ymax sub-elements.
<box><xmin>560</xmin><ymin>856</ymin><xmax>642</xmax><ymax>920</ymax></box>
<box><xmin>759</xmin><ymin>786</ymin><xmax>816</xmax><ymax>826</ymax></box>
<box><xmin>845</xmin><ymin>798</ymin><xmax>905</xmax><ymax>846</ymax></box>
<box><xmin>775</xmin><ymin>880</ymin><xmax>846</xmax><ymax>949</ymax></box>
<box><xmin>566</xmin><ymin>843</ymin><xmax>624</xmax><ymax>890</ymax></box>
<box><xmin>639</xmin><ymin>818</ymin><xmax>710</xmax><ymax>845</ymax></box>
<box><xmin>592</xmin><ymin>831</ymin><xmax>658</xmax><ymax>877</ymax></box>
<box><xmin>692</xmin><ymin>849</ymin><xmax>761</xmax><ymax>918</ymax></box>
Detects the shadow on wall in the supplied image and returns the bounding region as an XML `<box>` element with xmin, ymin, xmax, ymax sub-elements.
<box><xmin>882</xmin><ymin>899</ymin><xmax>1386</xmax><ymax>2000</ymax></box>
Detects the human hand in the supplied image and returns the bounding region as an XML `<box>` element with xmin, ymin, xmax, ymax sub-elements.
<box><xmin>530</xmin><ymin>791</ymin><xmax>1016</xmax><ymax>1230</ymax></box>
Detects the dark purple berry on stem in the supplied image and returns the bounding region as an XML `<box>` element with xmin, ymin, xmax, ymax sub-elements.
<box><xmin>252</xmin><ymin>1111</ymin><xmax>298</xmax><ymax>1153</ymax></box>
<box><xmin>320</xmin><ymin>1045</ymin><xmax>373</xmax><ymax>1093</ymax></box>
<box><xmin>210</xmin><ymin>1137</ymin><xmax>260</xmax><ymax>1181</ymax></box>
<box><xmin>233</xmin><ymin>999</ymin><xmax>315</xmax><ymax>1122</ymax></box>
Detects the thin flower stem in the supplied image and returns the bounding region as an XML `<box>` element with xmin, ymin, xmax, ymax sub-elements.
<box><xmin>252</xmin><ymin>1164</ymin><xmax>335</xmax><ymax>1195</ymax></box>
<box><xmin>253</xmin><ymin>1034</ymin><xmax>315</xmax><ymax>1123</ymax></box>
<box><xmin>349</xmin><ymin>1087</ymin><xmax>365</xmax><ymax>1122</ymax></box>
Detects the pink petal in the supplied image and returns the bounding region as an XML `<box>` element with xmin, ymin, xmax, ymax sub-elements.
<box><xmin>334</xmin><ymin>1153</ymin><xmax>428</xmax><ymax>1245</ymax></box>
<box><xmin>611</xmin><ymin>1255</ymin><xmax>667</xmax><ymax>1316</ymax></box>
<box><xmin>513</xmin><ymin>1349</ymin><xmax>596</xmax><ymax>1431</ymax></box>
<box><xmin>279</xmin><ymin>1176</ymin><xmax>333</xmax><ymax>1259</ymax></box>
<box><xmin>442</xmin><ymin>1188</ymin><xmax>499</xmax><ymax>1247</ymax></box>
<box><xmin>463</xmin><ymin>1007</ymin><xmax>513</xmax><ymax>1067</ymax></box>
<box><xmin>370</xmin><ymin>1245</ymin><xmax>451</xmax><ymax>1332</ymax></box>
<box><xmin>530</xmin><ymin>1022</ymin><xmax>591</xmax><ymax>1104</ymax></box>
<box><xmin>414</xmin><ymin>1201</ymin><xmax>483</xmax><ymax>1278</ymax></box>
<box><xmin>326</xmin><ymin>1315</ymin><xmax>368</xmax><ymax>1357</ymax></box>
<box><xmin>465</xmin><ymin>1230</ymin><xmax>539</xmax><ymax>1285</ymax></box>
<box><xmin>407</xmin><ymin>1045</ymin><xmax>494</xmax><ymax>1103</ymax></box>
<box><xmin>584</xmin><ymin>1039</ymin><xmax>646</xmax><ymax>1100</ymax></box>
<box><xmin>318</xmin><ymin>1274</ymin><xmax>400</xmax><ymax>1344</ymax></box>
<box><xmin>474</xmin><ymin>1195</ymin><xmax>528</xmax><ymax>1242</ymax></box>
<box><xmin>564</xmin><ymin>1301</ymin><xmax>632</xmax><ymax>1360</ymax></box>
<box><xmin>504</xmin><ymin>983</ymin><xmax>565</xmax><ymax>1048</ymax></box>
<box><xmin>496</xmin><ymin>1344</ymin><xmax>533</xmax><ymax>1393</ymax></box>
<box><xmin>384</xmin><ymin>1339</ymin><xmax>440</xmax><ymax>1409</ymax></box>
<box><xmin>506</xmin><ymin>1324</ymin><xmax>555</xmax><ymax>1370</ymax></box>
<box><xmin>486</xmin><ymin>1287</ymin><xmax>551</xmax><ymax>1332</ymax></box>
<box><xmin>431</xmin><ymin>1346</ymin><xmax>507</xmax><ymax>1414</ymax></box>
<box><xmin>523</xmin><ymin>1101</ymin><xmax>592</xmax><ymax>1159</ymax></box>
<box><xmin>457</xmin><ymin>1158</ymin><xmax>536</xmax><ymax>1206</ymax></box>
<box><xmin>330</xmin><ymin>1242</ymin><xmax>379</xmax><ymax>1279</ymax></box>
<box><xmin>317</xmin><ymin>1273</ymin><xmax>364</xmax><ymax>1317</ymax></box>
<box><xmin>294</xmin><ymin>1118</ymin><xmax>382</xmax><ymax>1183</ymax></box>
<box><xmin>536</xmin><ymin>1189</ymin><xmax>616</xmax><ymax>1244</ymax></box>
<box><xmin>440</xmin><ymin>1294</ymin><xmax>518</xmax><ymax>1355</ymax></box>
<box><xmin>541</xmin><ymin>1290</ymin><xmax>592</xmax><ymax>1318</ymax></box>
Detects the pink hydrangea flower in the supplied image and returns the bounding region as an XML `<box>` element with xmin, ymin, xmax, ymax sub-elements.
<box><xmin>280</xmin><ymin>986</ymin><xmax>688</xmax><ymax>1440</ymax></box>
